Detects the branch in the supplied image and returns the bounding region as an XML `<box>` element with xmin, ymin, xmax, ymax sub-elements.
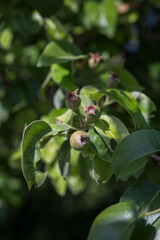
<box><xmin>150</xmin><ymin>154</ymin><xmax>160</xmax><ymax>166</ymax></box>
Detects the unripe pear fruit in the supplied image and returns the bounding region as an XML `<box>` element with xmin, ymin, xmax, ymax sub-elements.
<box><xmin>84</xmin><ymin>105</ymin><xmax>101</xmax><ymax>122</ymax></box>
<box><xmin>70</xmin><ymin>131</ymin><xmax>90</xmax><ymax>151</ymax></box>
<box><xmin>107</xmin><ymin>73</ymin><xmax>120</xmax><ymax>88</ymax></box>
<box><xmin>65</xmin><ymin>89</ymin><xmax>81</xmax><ymax>111</ymax></box>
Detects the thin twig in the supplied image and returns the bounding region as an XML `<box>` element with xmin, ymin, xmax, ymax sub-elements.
<box><xmin>150</xmin><ymin>154</ymin><xmax>160</xmax><ymax>166</ymax></box>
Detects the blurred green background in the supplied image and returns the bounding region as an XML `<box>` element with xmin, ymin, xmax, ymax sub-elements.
<box><xmin>0</xmin><ymin>0</ymin><xmax>160</xmax><ymax>239</ymax></box>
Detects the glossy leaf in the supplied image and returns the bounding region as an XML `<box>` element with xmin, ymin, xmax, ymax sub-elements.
<box><xmin>80</xmin><ymin>85</ymin><xmax>99</xmax><ymax>96</ymax></box>
<box><xmin>100</xmin><ymin>114</ymin><xmax>129</xmax><ymax>143</ymax></box>
<box><xmin>41</xmin><ymin>108</ymin><xmax>66</xmax><ymax>124</ymax></box>
<box><xmin>82</xmin><ymin>146</ymin><xmax>95</xmax><ymax>160</ymax></box>
<box><xmin>79</xmin><ymin>95</ymin><xmax>94</xmax><ymax>115</ymax></box>
<box><xmin>92</xmin><ymin>156</ymin><xmax>112</xmax><ymax>184</ymax></box>
<box><xmin>90</xmin><ymin>89</ymin><xmax>148</xmax><ymax>129</ymax></box>
<box><xmin>21</xmin><ymin>120</ymin><xmax>52</xmax><ymax>189</ymax></box>
<box><xmin>94</xmin><ymin>119</ymin><xmax>115</xmax><ymax>151</ymax></box>
<box><xmin>51</xmin><ymin>123</ymin><xmax>72</xmax><ymax>133</ymax></box>
<box><xmin>120</xmin><ymin>181</ymin><xmax>160</xmax><ymax>240</ymax></box>
<box><xmin>145</xmin><ymin>192</ymin><xmax>160</xmax><ymax>225</ymax></box>
<box><xmin>152</xmin><ymin>218</ymin><xmax>160</xmax><ymax>240</ymax></box>
<box><xmin>115</xmin><ymin>69</ymin><xmax>144</xmax><ymax>91</ymax></box>
<box><xmin>87</xmin><ymin>202</ymin><xmax>139</xmax><ymax>240</ymax></box>
<box><xmin>58</xmin><ymin>140</ymin><xmax>71</xmax><ymax>178</ymax></box>
<box><xmin>131</xmin><ymin>91</ymin><xmax>156</xmax><ymax>123</ymax></box>
<box><xmin>56</xmin><ymin>109</ymin><xmax>73</xmax><ymax>124</ymax></box>
<box><xmin>88</xmin><ymin>180</ymin><xmax>160</xmax><ymax>240</ymax></box>
<box><xmin>88</xmin><ymin>128</ymin><xmax>111</xmax><ymax>162</ymax></box>
<box><xmin>112</xmin><ymin>129</ymin><xmax>160</xmax><ymax>180</ymax></box>
<box><xmin>37</xmin><ymin>40</ymin><xmax>86</xmax><ymax>67</ymax></box>
<box><xmin>120</xmin><ymin>180</ymin><xmax>160</xmax><ymax>210</ymax></box>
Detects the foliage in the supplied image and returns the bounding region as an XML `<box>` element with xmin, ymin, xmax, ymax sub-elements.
<box><xmin>1</xmin><ymin>0</ymin><xmax>160</xmax><ymax>239</ymax></box>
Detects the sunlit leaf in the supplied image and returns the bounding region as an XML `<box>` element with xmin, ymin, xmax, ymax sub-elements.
<box><xmin>58</xmin><ymin>140</ymin><xmax>71</xmax><ymax>178</ymax></box>
<box><xmin>37</xmin><ymin>40</ymin><xmax>86</xmax><ymax>67</ymax></box>
<box><xmin>88</xmin><ymin>127</ymin><xmax>111</xmax><ymax>162</ymax></box>
<box><xmin>50</xmin><ymin>64</ymin><xmax>77</xmax><ymax>91</ymax></box>
<box><xmin>131</xmin><ymin>91</ymin><xmax>156</xmax><ymax>123</ymax></box>
<box><xmin>94</xmin><ymin>119</ymin><xmax>115</xmax><ymax>151</ymax></box>
<box><xmin>115</xmin><ymin>69</ymin><xmax>144</xmax><ymax>91</ymax></box>
<box><xmin>89</xmin><ymin>181</ymin><xmax>160</xmax><ymax>240</ymax></box>
<box><xmin>90</xmin><ymin>89</ymin><xmax>148</xmax><ymax>129</ymax></box>
<box><xmin>80</xmin><ymin>85</ymin><xmax>99</xmax><ymax>96</ymax></box>
<box><xmin>0</xmin><ymin>27</ymin><xmax>13</xmax><ymax>50</ymax></box>
<box><xmin>120</xmin><ymin>180</ymin><xmax>160</xmax><ymax>210</ymax></box>
<box><xmin>100</xmin><ymin>114</ymin><xmax>129</xmax><ymax>143</ymax></box>
<box><xmin>48</xmin><ymin>161</ymin><xmax>67</xmax><ymax>196</ymax></box>
<box><xmin>112</xmin><ymin>129</ymin><xmax>160</xmax><ymax>180</ymax></box>
<box><xmin>21</xmin><ymin>120</ymin><xmax>52</xmax><ymax>189</ymax></box>
<box><xmin>88</xmin><ymin>202</ymin><xmax>139</xmax><ymax>240</ymax></box>
<box><xmin>92</xmin><ymin>156</ymin><xmax>112</xmax><ymax>184</ymax></box>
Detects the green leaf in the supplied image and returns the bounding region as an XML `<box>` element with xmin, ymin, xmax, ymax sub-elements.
<box><xmin>152</xmin><ymin>218</ymin><xmax>160</xmax><ymax>240</ymax></box>
<box><xmin>80</xmin><ymin>85</ymin><xmax>99</xmax><ymax>96</ymax></box>
<box><xmin>83</xmin><ymin>0</ymin><xmax>117</xmax><ymax>38</ymax></box>
<box><xmin>115</xmin><ymin>69</ymin><xmax>144</xmax><ymax>91</ymax></box>
<box><xmin>56</xmin><ymin>109</ymin><xmax>73</xmax><ymax>124</ymax></box>
<box><xmin>112</xmin><ymin>129</ymin><xmax>160</xmax><ymax>180</ymax></box>
<box><xmin>88</xmin><ymin>180</ymin><xmax>160</xmax><ymax>240</ymax></box>
<box><xmin>68</xmin><ymin>174</ymin><xmax>85</xmax><ymax>195</ymax></box>
<box><xmin>94</xmin><ymin>119</ymin><xmax>115</xmax><ymax>151</ymax></box>
<box><xmin>67</xmin><ymin>149</ymin><xmax>85</xmax><ymax>194</ymax></box>
<box><xmin>50</xmin><ymin>64</ymin><xmax>77</xmax><ymax>91</ymax></box>
<box><xmin>0</xmin><ymin>102</ymin><xmax>9</xmax><ymax>126</ymax></box>
<box><xmin>120</xmin><ymin>181</ymin><xmax>160</xmax><ymax>240</ymax></box>
<box><xmin>120</xmin><ymin>180</ymin><xmax>160</xmax><ymax>210</ymax></box>
<box><xmin>30</xmin><ymin>0</ymin><xmax>64</xmax><ymax>17</ymax></box>
<box><xmin>44</xmin><ymin>17</ymin><xmax>69</xmax><ymax>41</ymax></box>
<box><xmin>100</xmin><ymin>114</ymin><xmax>129</xmax><ymax>143</ymax></box>
<box><xmin>79</xmin><ymin>95</ymin><xmax>94</xmax><ymax>115</ymax></box>
<box><xmin>37</xmin><ymin>40</ymin><xmax>86</xmax><ymax>67</ymax></box>
<box><xmin>59</xmin><ymin>151</ymin><xmax>71</xmax><ymax>178</ymax></box>
<box><xmin>145</xmin><ymin>192</ymin><xmax>160</xmax><ymax>225</ymax></box>
<box><xmin>51</xmin><ymin>123</ymin><xmax>72</xmax><ymax>133</ymax></box>
<box><xmin>92</xmin><ymin>156</ymin><xmax>112</xmax><ymax>184</ymax></box>
<box><xmin>90</xmin><ymin>89</ymin><xmax>148</xmax><ymax>129</ymax></box>
<box><xmin>82</xmin><ymin>147</ymin><xmax>95</xmax><ymax>160</ymax></box>
<box><xmin>100</xmin><ymin>0</ymin><xmax>118</xmax><ymax>38</ymax></box>
<box><xmin>131</xmin><ymin>91</ymin><xmax>156</xmax><ymax>123</ymax></box>
<box><xmin>41</xmin><ymin>137</ymin><xmax>60</xmax><ymax>164</ymax></box>
<box><xmin>88</xmin><ymin>128</ymin><xmax>111</xmax><ymax>162</ymax></box>
<box><xmin>53</xmin><ymin>88</ymin><xmax>65</xmax><ymax>109</ymax></box>
<box><xmin>87</xmin><ymin>202</ymin><xmax>139</xmax><ymax>240</ymax></box>
<box><xmin>58</xmin><ymin>140</ymin><xmax>71</xmax><ymax>178</ymax></box>
<box><xmin>0</xmin><ymin>27</ymin><xmax>13</xmax><ymax>50</ymax></box>
<box><xmin>41</xmin><ymin>108</ymin><xmax>66</xmax><ymax>124</ymax></box>
<box><xmin>21</xmin><ymin>120</ymin><xmax>52</xmax><ymax>189</ymax></box>
<box><xmin>83</xmin><ymin>1</ymin><xmax>100</xmax><ymax>28</ymax></box>
<box><xmin>48</xmin><ymin>161</ymin><xmax>67</xmax><ymax>196</ymax></box>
